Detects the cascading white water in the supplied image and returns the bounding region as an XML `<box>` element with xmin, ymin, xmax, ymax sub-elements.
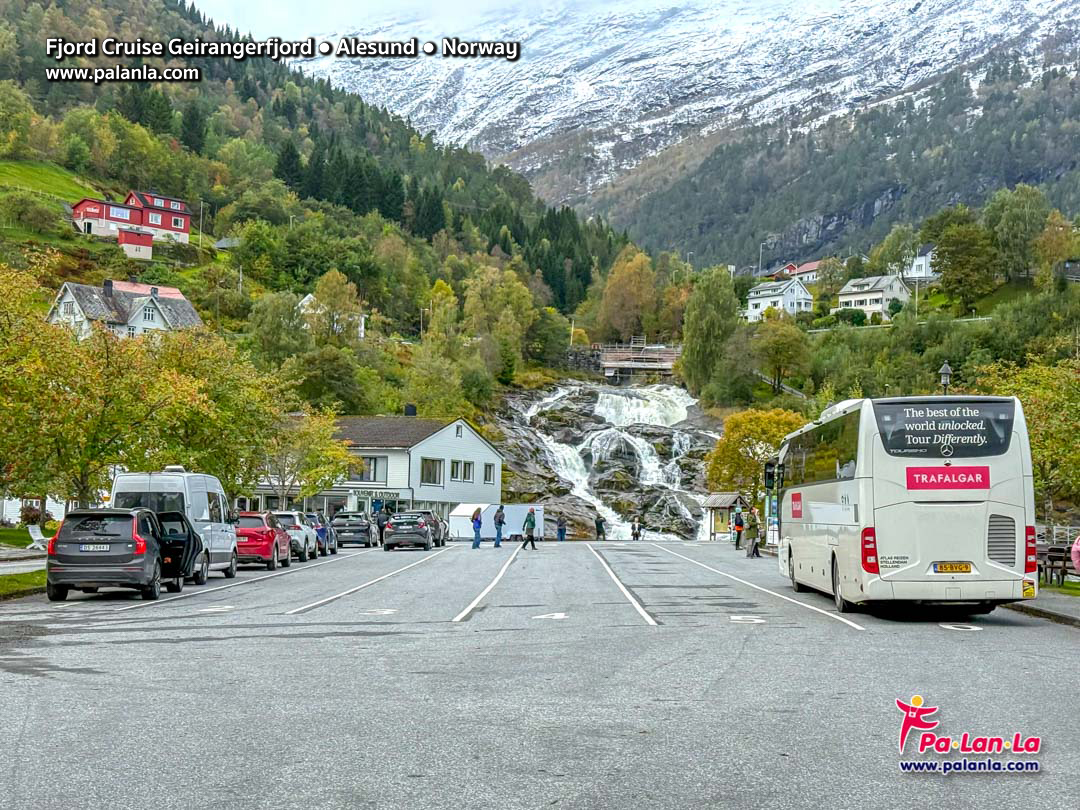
<box><xmin>593</xmin><ymin>384</ymin><xmax>697</xmax><ymax>428</ymax></box>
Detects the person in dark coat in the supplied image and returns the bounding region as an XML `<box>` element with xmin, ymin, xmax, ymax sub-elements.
<box><xmin>595</xmin><ymin>515</ymin><xmax>606</xmax><ymax>541</ymax></box>
<box><xmin>733</xmin><ymin>510</ymin><xmax>744</xmax><ymax>550</ymax></box>
<box><xmin>375</xmin><ymin>508</ymin><xmax>388</xmax><ymax>546</ymax></box>
<box><xmin>520</xmin><ymin>508</ymin><xmax>537</xmax><ymax>550</ymax></box>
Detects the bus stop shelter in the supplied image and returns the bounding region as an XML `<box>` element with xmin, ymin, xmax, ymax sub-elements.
<box><xmin>702</xmin><ymin>493</ymin><xmax>750</xmax><ymax>542</ymax></box>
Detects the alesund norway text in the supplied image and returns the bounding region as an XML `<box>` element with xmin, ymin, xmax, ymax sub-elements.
<box><xmin>334</xmin><ymin>37</ymin><xmax>520</xmax><ymax>61</ymax></box>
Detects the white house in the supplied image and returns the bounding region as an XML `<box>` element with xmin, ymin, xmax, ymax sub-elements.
<box><xmin>906</xmin><ymin>243</ymin><xmax>938</xmax><ymax>281</ymax></box>
<box><xmin>298</xmin><ymin>293</ymin><xmax>366</xmax><ymax>341</ymax></box>
<box><xmin>836</xmin><ymin>275</ymin><xmax>911</xmax><ymax>320</ymax></box>
<box><xmin>243</xmin><ymin>416</ymin><xmax>503</xmax><ymax>520</ymax></box>
<box><xmin>46</xmin><ymin>280</ymin><xmax>203</xmax><ymax>339</ymax></box>
<box><xmin>744</xmin><ymin>279</ymin><xmax>814</xmax><ymax>322</ymax></box>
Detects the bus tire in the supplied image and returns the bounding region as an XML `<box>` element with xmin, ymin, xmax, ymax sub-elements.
<box><xmin>789</xmin><ymin>551</ymin><xmax>806</xmax><ymax>593</ymax></box>
<box><xmin>832</xmin><ymin>557</ymin><xmax>854</xmax><ymax>613</ymax></box>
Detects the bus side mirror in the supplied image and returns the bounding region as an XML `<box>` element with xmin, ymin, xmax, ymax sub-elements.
<box><xmin>764</xmin><ymin>462</ymin><xmax>775</xmax><ymax>491</ymax></box>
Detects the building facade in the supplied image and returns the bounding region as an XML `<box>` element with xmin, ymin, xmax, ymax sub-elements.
<box><xmin>744</xmin><ymin>278</ymin><xmax>814</xmax><ymax>322</ymax></box>
<box><xmin>242</xmin><ymin>416</ymin><xmax>503</xmax><ymax>520</ymax></box>
<box><xmin>46</xmin><ymin>280</ymin><xmax>203</xmax><ymax>339</ymax></box>
<box><xmin>836</xmin><ymin>274</ymin><xmax>911</xmax><ymax>320</ymax></box>
<box><xmin>72</xmin><ymin>190</ymin><xmax>191</xmax><ymax>244</ymax></box>
<box><xmin>906</xmin><ymin>243</ymin><xmax>937</xmax><ymax>281</ymax></box>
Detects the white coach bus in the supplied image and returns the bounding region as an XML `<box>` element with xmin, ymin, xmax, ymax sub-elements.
<box><xmin>765</xmin><ymin>396</ymin><xmax>1037</xmax><ymax>614</ymax></box>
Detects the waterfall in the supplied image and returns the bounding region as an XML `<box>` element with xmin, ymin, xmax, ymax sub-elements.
<box><xmin>593</xmin><ymin>384</ymin><xmax>697</xmax><ymax>427</ymax></box>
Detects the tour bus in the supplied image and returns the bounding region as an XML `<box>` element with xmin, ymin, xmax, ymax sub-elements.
<box><xmin>765</xmin><ymin>396</ymin><xmax>1037</xmax><ymax>614</ymax></box>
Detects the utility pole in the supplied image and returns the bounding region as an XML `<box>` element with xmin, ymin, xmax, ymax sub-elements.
<box><xmin>198</xmin><ymin>200</ymin><xmax>204</xmax><ymax>250</ymax></box>
<box><xmin>759</xmin><ymin>242</ymin><xmax>766</xmax><ymax>276</ymax></box>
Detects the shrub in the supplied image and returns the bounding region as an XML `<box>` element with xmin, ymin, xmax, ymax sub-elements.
<box><xmin>835</xmin><ymin>308</ymin><xmax>867</xmax><ymax>326</ymax></box>
<box><xmin>870</xmin><ymin>312</ymin><xmax>883</xmax><ymax>325</ymax></box>
<box><xmin>19</xmin><ymin>504</ymin><xmax>52</xmax><ymax>525</ymax></box>
<box><xmin>1</xmin><ymin>191</ymin><xmax>63</xmax><ymax>234</ymax></box>
<box><xmin>811</xmin><ymin>315</ymin><xmax>837</xmax><ymax>329</ymax></box>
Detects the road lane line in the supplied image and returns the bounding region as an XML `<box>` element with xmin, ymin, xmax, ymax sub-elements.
<box><xmin>650</xmin><ymin>544</ymin><xmax>866</xmax><ymax>631</ymax></box>
<box><xmin>113</xmin><ymin>551</ymin><xmax>374</xmax><ymax>612</ymax></box>
<box><xmin>285</xmin><ymin>546</ymin><xmax>455</xmax><ymax>615</ymax></box>
<box><xmin>585</xmin><ymin>543</ymin><xmax>658</xmax><ymax>626</ymax></box>
<box><xmin>452</xmin><ymin>545</ymin><xmax>522</xmax><ymax>622</ymax></box>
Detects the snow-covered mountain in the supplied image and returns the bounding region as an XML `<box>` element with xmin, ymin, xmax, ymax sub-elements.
<box><xmin>296</xmin><ymin>0</ymin><xmax>1078</xmax><ymax>205</ymax></box>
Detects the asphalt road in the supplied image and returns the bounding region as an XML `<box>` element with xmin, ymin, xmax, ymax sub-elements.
<box><xmin>1</xmin><ymin>540</ymin><xmax>1076</xmax><ymax>809</ymax></box>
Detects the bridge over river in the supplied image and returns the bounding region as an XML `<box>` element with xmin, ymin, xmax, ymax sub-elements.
<box><xmin>568</xmin><ymin>337</ymin><xmax>681</xmax><ymax>383</ymax></box>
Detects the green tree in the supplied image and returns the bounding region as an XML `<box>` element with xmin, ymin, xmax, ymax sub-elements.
<box><xmin>463</xmin><ymin>264</ymin><xmax>536</xmax><ymax>356</ymax></box>
<box><xmin>705</xmin><ymin>409</ymin><xmax>806</xmax><ymax>509</ymax></box>
<box><xmin>982</xmin><ymin>184</ymin><xmax>1051</xmax><ymax>280</ymax></box>
<box><xmin>1033</xmin><ymin>209</ymin><xmax>1077</xmax><ymax>292</ymax></box>
<box><xmin>0</xmin><ymin>80</ymin><xmax>34</xmax><ymax>158</ymax></box>
<box><xmin>815</xmin><ymin>257</ymin><xmax>846</xmax><ymax>300</ymax></box>
<box><xmin>274</xmin><ymin>140</ymin><xmax>304</xmax><ymax>190</ymax></box>
<box><xmin>867</xmin><ymin>223</ymin><xmax>919</xmax><ymax>276</ymax></box>
<box><xmin>247</xmin><ymin>291</ymin><xmax>312</xmax><ymax>369</ymax></box>
<box><xmin>262</xmin><ymin>408</ymin><xmax>354</xmax><ymax>503</ymax></box>
<box><xmin>142</xmin><ymin>89</ymin><xmax>174</xmax><ymax>134</ymax></box>
<box><xmin>936</xmin><ymin>222</ymin><xmax>998</xmax><ymax>312</ymax></box>
<box><xmin>180</xmin><ymin>101</ymin><xmax>206</xmax><ymax>154</ymax></box>
<box><xmin>524</xmin><ymin>307</ymin><xmax>571</xmax><ymax>367</ymax></box>
<box><xmin>753</xmin><ymin>318</ymin><xmax>810</xmax><ymax>394</ymax></box>
<box><xmin>680</xmin><ymin>267</ymin><xmax>740</xmax><ymax>394</ymax></box>
<box><xmin>919</xmin><ymin>204</ymin><xmax>976</xmax><ymax>245</ymax></box>
<box><xmin>282</xmin><ymin>345</ymin><xmax>364</xmax><ymax>412</ymax></box>
<box><xmin>304</xmin><ymin>269</ymin><xmax>363</xmax><ymax>347</ymax></box>
<box><xmin>403</xmin><ymin>343</ymin><xmax>470</xmax><ymax>417</ymax></box>
<box><xmin>596</xmin><ymin>248</ymin><xmax>656</xmax><ymax>341</ymax></box>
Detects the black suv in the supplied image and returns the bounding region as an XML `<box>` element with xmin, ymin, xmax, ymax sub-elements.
<box><xmin>331</xmin><ymin>512</ymin><xmax>374</xmax><ymax>547</ymax></box>
<box><xmin>411</xmin><ymin>510</ymin><xmax>448</xmax><ymax>547</ymax></box>
<box><xmin>47</xmin><ymin>508</ymin><xmax>173</xmax><ymax>601</ymax></box>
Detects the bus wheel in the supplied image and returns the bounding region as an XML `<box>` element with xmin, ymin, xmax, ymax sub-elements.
<box><xmin>789</xmin><ymin>552</ymin><xmax>806</xmax><ymax>593</ymax></box>
<box><xmin>832</xmin><ymin>557</ymin><xmax>854</xmax><ymax>613</ymax></box>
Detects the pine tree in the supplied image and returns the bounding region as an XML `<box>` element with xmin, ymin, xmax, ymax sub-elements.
<box><xmin>274</xmin><ymin>141</ymin><xmax>304</xmax><ymax>190</ymax></box>
<box><xmin>180</xmin><ymin>101</ymin><xmax>206</xmax><ymax>154</ymax></box>
<box><xmin>142</xmin><ymin>90</ymin><xmax>174</xmax><ymax>134</ymax></box>
<box><xmin>302</xmin><ymin>143</ymin><xmax>325</xmax><ymax>200</ymax></box>
<box><xmin>378</xmin><ymin>169</ymin><xmax>405</xmax><ymax>222</ymax></box>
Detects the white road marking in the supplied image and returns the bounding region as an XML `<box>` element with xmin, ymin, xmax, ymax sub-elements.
<box><xmin>452</xmin><ymin>544</ymin><xmax>523</xmax><ymax>622</ymax></box>
<box><xmin>532</xmin><ymin>612</ymin><xmax>568</xmax><ymax>620</ymax></box>
<box><xmin>586</xmin><ymin>543</ymin><xmax>659</xmax><ymax>626</ymax></box>
<box><xmin>940</xmin><ymin>623</ymin><xmax>982</xmax><ymax>632</ymax></box>
<box><xmin>113</xmin><ymin>551</ymin><xmax>373</xmax><ymax>612</ymax></box>
<box><xmin>650</xmin><ymin>544</ymin><xmax>865</xmax><ymax>631</ymax></box>
<box><xmin>285</xmin><ymin>546</ymin><xmax>454</xmax><ymax>615</ymax></box>
<box><xmin>730</xmin><ymin>615</ymin><xmax>766</xmax><ymax>624</ymax></box>
<box><xmin>356</xmin><ymin>608</ymin><xmax>398</xmax><ymax>616</ymax></box>
<box><xmin>198</xmin><ymin>605</ymin><xmax>235</xmax><ymax>613</ymax></box>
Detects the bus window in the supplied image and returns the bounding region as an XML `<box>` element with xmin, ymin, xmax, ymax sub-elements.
<box><xmin>873</xmin><ymin>399</ymin><xmax>1014</xmax><ymax>458</ymax></box>
<box><xmin>785</xmin><ymin>410</ymin><xmax>860</xmax><ymax>487</ymax></box>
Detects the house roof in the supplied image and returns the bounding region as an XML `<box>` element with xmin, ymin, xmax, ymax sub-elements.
<box><xmin>703</xmin><ymin>492</ymin><xmax>749</xmax><ymax>508</ymax></box>
<box><xmin>73</xmin><ymin>197</ymin><xmax>136</xmax><ymax>212</ymax></box>
<box><xmin>793</xmin><ymin>260</ymin><xmax>823</xmax><ymax>275</ymax></box>
<box><xmin>56</xmin><ymin>281</ymin><xmax>202</xmax><ymax>328</ymax></box>
<box><xmin>334</xmin><ymin>416</ymin><xmax>454</xmax><ymax>449</ymax></box>
<box><xmin>838</xmin><ymin>275</ymin><xmax>901</xmax><ymax>295</ymax></box>
<box><xmin>917</xmin><ymin>243</ymin><xmax>935</xmax><ymax>257</ymax></box>
<box><xmin>748</xmin><ymin>280</ymin><xmax>791</xmax><ymax>297</ymax></box>
<box><xmin>129</xmin><ymin>191</ymin><xmax>190</xmax><ymax>213</ymax></box>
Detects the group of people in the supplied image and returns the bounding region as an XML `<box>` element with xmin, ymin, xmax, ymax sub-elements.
<box><xmin>471</xmin><ymin>505</ymin><xmax>556</xmax><ymax>550</ymax></box>
<box><xmin>732</xmin><ymin>508</ymin><xmax>762</xmax><ymax>557</ymax></box>
<box><xmin>592</xmin><ymin>515</ymin><xmax>646</xmax><ymax>541</ymax></box>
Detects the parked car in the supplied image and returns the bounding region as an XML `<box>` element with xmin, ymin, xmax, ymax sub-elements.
<box><xmin>46</xmin><ymin>508</ymin><xmax>172</xmax><ymax>601</ymax></box>
<box><xmin>274</xmin><ymin>511</ymin><xmax>319</xmax><ymax>562</ymax></box>
<box><xmin>412</xmin><ymin>509</ymin><xmax>448</xmax><ymax>547</ymax></box>
<box><xmin>236</xmin><ymin>512</ymin><xmax>292</xmax><ymax>570</ymax></box>
<box><xmin>305</xmin><ymin>512</ymin><xmax>338</xmax><ymax>556</ymax></box>
<box><xmin>384</xmin><ymin>512</ymin><xmax>435</xmax><ymax>551</ymax></box>
<box><xmin>111</xmin><ymin>466</ymin><xmax>238</xmax><ymax>579</ymax></box>
<box><xmin>156</xmin><ymin>510</ymin><xmax>209</xmax><ymax>588</ymax></box>
<box><xmin>332</xmin><ymin>512</ymin><xmax>375</xmax><ymax>547</ymax></box>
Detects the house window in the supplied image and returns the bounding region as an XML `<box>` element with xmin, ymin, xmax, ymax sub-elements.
<box><xmin>143</xmin><ymin>306</ymin><xmax>154</xmax><ymax>322</ymax></box>
<box><xmin>462</xmin><ymin>461</ymin><xmax>474</xmax><ymax>482</ymax></box>
<box><xmin>63</xmin><ymin>301</ymin><xmax>73</xmax><ymax>315</ymax></box>
<box><xmin>484</xmin><ymin>463</ymin><xmax>495</xmax><ymax>485</ymax></box>
<box><xmin>455</xmin><ymin>425</ymin><xmax>462</xmax><ymax>438</ymax></box>
<box><xmin>170</xmin><ymin>201</ymin><xmax>181</xmax><ymax>210</ymax></box>
<box><xmin>356</xmin><ymin>456</ymin><xmax>387</xmax><ymax>484</ymax></box>
<box><xmin>154</xmin><ymin>198</ymin><xmax>164</xmax><ymax>206</ymax></box>
<box><xmin>109</xmin><ymin>206</ymin><xmax>130</xmax><ymax>220</ymax></box>
<box><xmin>450</xmin><ymin>460</ymin><xmax>462</xmax><ymax>481</ymax></box>
<box><xmin>420</xmin><ymin>458</ymin><xmax>443</xmax><ymax>486</ymax></box>
<box><xmin>148</xmin><ymin>212</ymin><xmax>161</xmax><ymax>225</ymax></box>
<box><xmin>752</xmin><ymin>303</ymin><xmax>760</xmax><ymax>310</ymax></box>
<box><xmin>172</xmin><ymin>217</ymin><xmax>184</xmax><ymax>229</ymax></box>
<box><xmin>127</xmin><ymin>326</ymin><xmax>136</xmax><ymax>337</ymax></box>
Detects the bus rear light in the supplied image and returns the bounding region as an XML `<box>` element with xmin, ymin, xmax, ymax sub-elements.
<box><xmin>1024</xmin><ymin>526</ymin><xmax>1037</xmax><ymax>573</ymax></box>
<box><xmin>860</xmin><ymin>527</ymin><xmax>879</xmax><ymax>574</ymax></box>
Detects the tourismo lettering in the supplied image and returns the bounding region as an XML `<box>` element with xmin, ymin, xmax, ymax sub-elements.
<box><xmin>906</xmin><ymin>467</ymin><xmax>991</xmax><ymax>490</ymax></box>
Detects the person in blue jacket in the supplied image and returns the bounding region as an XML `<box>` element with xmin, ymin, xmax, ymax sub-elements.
<box><xmin>470</xmin><ymin>507</ymin><xmax>483</xmax><ymax>549</ymax></box>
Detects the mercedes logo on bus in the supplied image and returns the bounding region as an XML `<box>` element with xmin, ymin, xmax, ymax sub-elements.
<box><xmin>940</xmin><ymin>444</ymin><xmax>954</xmax><ymax>457</ymax></box>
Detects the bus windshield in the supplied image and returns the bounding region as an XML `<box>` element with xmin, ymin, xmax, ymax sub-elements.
<box><xmin>872</xmin><ymin>399</ymin><xmax>1014</xmax><ymax>458</ymax></box>
<box><xmin>113</xmin><ymin>491</ymin><xmax>186</xmax><ymax>512</ymax></box>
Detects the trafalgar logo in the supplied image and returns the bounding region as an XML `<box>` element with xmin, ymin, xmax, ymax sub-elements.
<box><xmin>896</xmin><ymin>695</ymin><xmax>1042</xmax><ymax>756</ymax></box>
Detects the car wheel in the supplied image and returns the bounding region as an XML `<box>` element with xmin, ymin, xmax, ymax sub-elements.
<box><xmin>165</xmin><ymin>576</ymin><xmax>184</xmax><ymax>593</ymax></box>
<box><xmin>223</xmin><ymin>551</ymin><xmax>238</xmax><ymax>579</ymax></box>
<box><xmin>267</xmin><ymin>546</ymin><xmax>278</xmax><ymax>571</ymax></box>
<box><xmin>193</xmin><ymin>553</ymin><xmax>209</xmax><ymax>585</ymax></box>
<box><xmin>789</xmin><ymin>551</ymin><xmax>806</xmax><ymax>593</ymax></box>
<box><xmin>46</xmin><ymin>582</ymin><xmax>69</xmax><ymax>602</ymax></box>
<box><xmin>424</xmin><ymin>537</ymin><xmax>433</xmax><ymax>551</ymax></box>
<box><xmin>384</xmin><ymin>543</ymin><xmax>393</xmax><ymax>551</ymax></box>
<box><xmin>330</xmin><ymin>540</ymin><xmax>338</xmax><ymax>555</ymax></box>
<box><xmin>320</xmin><ymin>541</ymin><xmax>328</xmax><ymax>557</ymax></box>
<box><xmin>142</xmin><ymin>561</ymin><xmax>162</xmax><ymax>601</ymax></box>
<box><xmin>280</xmin><ymin>544</ymin><xmax>291</xmax><ymax>568</ymax></box>
<box><xmin>832</xmin><ymin>557</ymin><xmax>853</xmax><ymax>613</ymax></box>
<box><xmin>299</xmin><ymin>544</ymin><xmax>309</xmax><ymax>562</ymax></box>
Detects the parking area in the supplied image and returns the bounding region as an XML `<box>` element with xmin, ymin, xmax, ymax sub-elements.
<box><xmin>1</xmin><ymin>540</ymin><xmax>1076</xmax><ymax>809</ymax></box>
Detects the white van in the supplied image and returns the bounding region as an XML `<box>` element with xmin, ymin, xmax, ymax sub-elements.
<box><xmin>110</xmin><ymin>466</ymin><xmax>238</xmax><ymax>580</ymax></box>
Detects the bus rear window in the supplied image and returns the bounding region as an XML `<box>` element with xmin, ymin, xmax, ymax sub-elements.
<box><xmin>873</xmin><ymin>400</ymin><xmax>1014</xmax><ymax>458</ymax></box>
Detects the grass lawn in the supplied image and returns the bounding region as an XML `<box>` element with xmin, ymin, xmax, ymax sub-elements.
<box><xmin>1043</xmin><ymin>581</ymin><xmax>1080</xmax><ymax>598</ymax></box>
<box><xmin>0</xmin><ymin>160</ymin><xmax>101</xmax><ymax>201</ymax></box>
<box><xmin>0</xmin><ymin>570</ymin><xmax>46</xmax><ymax>600</ymax></box>
<box><xmin>974</xmin><ymin>278</ymin><xmax>1034</xmax><ymax>315</ymax></box>
<box><xmin>0</xmin><ymin>526</ymin><xmax>34</xmax><ymax>548</ymax></box>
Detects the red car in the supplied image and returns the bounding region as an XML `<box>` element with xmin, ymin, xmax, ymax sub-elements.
<box><xmin>235</xmin><ymin>512</ymin><xmax>292</xmax><ymax>570</ymax></box>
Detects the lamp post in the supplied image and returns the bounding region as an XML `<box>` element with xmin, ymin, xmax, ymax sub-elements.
<box><xmin>759</xmin><ymin>242</ymin><xmax>766</xmax><ymax>276</ymax></box>
<box><xmin>938</xmin><ymin>361</ymin><xmax>952</xmax><ymax>396</ymax></box>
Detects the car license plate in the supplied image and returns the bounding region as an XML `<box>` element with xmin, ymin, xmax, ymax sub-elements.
<box><xmin>933</xmin><ymin>562</ymin><xmax>972</xmax><ymax>573</ymax></box>
<box><xmin>80</xmin><ymin>544</ymin><xmax>110</xmax><ymax>552</ymax></box>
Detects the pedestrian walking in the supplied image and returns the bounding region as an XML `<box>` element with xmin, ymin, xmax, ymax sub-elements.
<box><xmin>1072</xmin><ymin>531</ymin><xmax>1080</xmax><ymax>577</ymax></box>
<box><xmin>375</xmin><ymin>508</ymin><xmax>388</xmax><ymax>546</ymax></box>
<box><xmin>630</xmin><ymin>519</ymin><xmax>642</xmax><ymax>542</ymax></box>
<box><xmin>494</xmin><ymin>505</ymin><xmax>506</xmax><ymax>548</ymax></box>
<box><xmin>733</xmin><ymin>510</ymin><xmax>744</xmax><ymax>550</ymax></box>
<box><xmin>595</xmin><ymin>514</ymin><xmax>606</xmax><ymax>542</ymax></box>
<box><xmin>471</xmin><ymin>507</ymin><xmax>483</xmax><ymax>549</ymax></box>
<box><xmin>745</xmin><ymin>508</ymin><xmax>761</xmax><ymax>558</ymax></box>
<box><xmin>556</xmin><ymin>515</ymin><xmax>567</xmax><ymax>543</ymax></box>
<box><xmin>521</xmin><ymin>507</ymin><xmax>537</xmax><ymax>550</ymax></box>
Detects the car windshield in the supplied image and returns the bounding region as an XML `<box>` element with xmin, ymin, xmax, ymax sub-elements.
<box><xmin>333</xmin><ymin>514</ymin><xmax>366</xmax><ymax>524</ymax></box>
<box><xmin>237</xmin><ymin>516</ymin><xmax>266</xmax><ymax>529</ymax></box>
<box><xmin>61</xmin><ymin>515</ymin><xmax>132</xmax><ymax>538</ymax></box>
<box><xmin>274</xmin><ymin>513</ymin><xmax>299</xmax><ymax>524</ymax></box>
<box><xmin>305</xmin><ymin>514</ymin><xmax>320</xmax><ymax>524</ymax></box>
<box><xmin>113</xmin><ymin>491</ymin><xmax>185</xmax><ymax>512</ymax></box>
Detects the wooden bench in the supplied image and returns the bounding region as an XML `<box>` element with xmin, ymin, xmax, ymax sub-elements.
<box><xmin>1037</xmin><ymin>542</ymin><xmax>1078</xmax><ymax>586</ymax></box>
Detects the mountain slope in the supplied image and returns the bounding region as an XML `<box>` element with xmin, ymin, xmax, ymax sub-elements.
<box><xmin>296</xmin><ymin>0</ymin><xmax>1079</xmax><ymax>207</ymax></box>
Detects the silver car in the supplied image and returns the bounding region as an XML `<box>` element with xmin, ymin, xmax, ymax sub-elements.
<box><xmin>273</xmin><ymin>511</ymin><xmax>319</xmax><ymax>562</ymax></box>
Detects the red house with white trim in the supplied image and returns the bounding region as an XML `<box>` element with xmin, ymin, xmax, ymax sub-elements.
<box><xmin>72</xmin><ymin>190</ymin><xmax>191</xmax><ymax>244</ymax></box>
<box><xmin>117</xmin><ymin>228</ymin><xmax>154</xmax><ymax>260</ymax></box>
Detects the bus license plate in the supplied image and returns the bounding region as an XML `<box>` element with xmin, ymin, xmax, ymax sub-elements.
<box><xmin>79</xmin><ymin>544</ymin><xmax>110</xmax><ymax>552</ymax></box>
<box><xmin>934</xmin><ymin>562</ymin><xmax>972</xmax><ymax>574</ymax></box>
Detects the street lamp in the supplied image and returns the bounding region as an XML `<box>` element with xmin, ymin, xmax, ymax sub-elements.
<box><xmin>759</xmin><ymin>242</ymin><xmax>767</xmax><ymax>276</ymax></box>
<box><xmin>938</xmin><ymin>361</ymin><xmax>952</xmax><ymax>396</ymax></box>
